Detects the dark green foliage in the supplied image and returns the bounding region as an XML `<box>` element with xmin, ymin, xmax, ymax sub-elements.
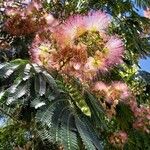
<box><xmin>0</xmin><ymin>60</ymin><xmax>104</xmax><ymax>149</ymax></box>
<box><xmin>0</xmin><ymin>123</ymin><xmax>28</xmax><ymax>150</ymax></box>
<box><xmin>125</xmin><ymin>131</ymin><xmax>150</xmax><ymax>150</ymax></box>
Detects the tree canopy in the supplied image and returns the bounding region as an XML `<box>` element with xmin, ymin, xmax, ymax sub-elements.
<box><xmin>0</xmin><ymin>0</ymin><xmax>150</xmax><ymax>149</ymax></box>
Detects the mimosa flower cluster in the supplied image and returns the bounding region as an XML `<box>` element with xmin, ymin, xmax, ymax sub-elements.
<box><xmin>132</xmin><ymin>105</ymin><xmax>150</xmax><ymax>133</ymax></box>
<box><xmin>109</xmin><ymin>131</ymin><xmax>128</xmax><ymax>148</ymax></box>
<box><xmin>121</xmin><ymin>95</ymin><xmax>150</xmax><ymax>134</ymax></box>
<box><xmin>93</xmin><ymin>81</ymin><xmax>150</xmax><ymax>133</ymax></box>
<box><xmin>92</xmin><ymin>81</ymin><xmax>130</xmax><ymax>117</ymax></box>
<box><xmin>30</xmin><ymin>11</ymin><xmax>124</xmax><ymax>83</ymax></box>
<box><xmin>3</xmin><ymin>0</ymin><xmax>124</xmax><ymax>83</ymax></box>
<box><xmin>4</xmin><ymin>0</ymin><xmax>56</xmax><ymax>36</ymax></box>
<box><xmin>128</xmin><ymin>99</ymin><xmax>150</xmax><ymax>134</ymax></box>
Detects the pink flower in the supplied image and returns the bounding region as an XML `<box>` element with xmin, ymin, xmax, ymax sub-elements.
<box><xmin>26</xmin><ymin>0</ymin><xmax>42</xmax><ymax>14</ymax></box>
<box><xmin>28</xmin><ymin>10</ymin><xmax>125</xmax><ymax>84</ymax></box>
<box><xmin>29</xmin><ymin>34</ymin><xmax>57</xmax><ymax>68</ymax></box>
<box><xmin>144</xmin><ymin>8</ymin><xmax>150</xmax><ymax>19</ymax></box>
<box><xmin>132</xmin><ymin>105</ymin><xmax>150</xmax><ymax>133</ymax></box>
<box><xmin>4</xmin><ymin>15</ymin><xmax>39</xmax><ymax>36</ymax></box>
<box><xmin>53</xmin><ymin>11</ymin><xmax>110</xmax><ymax>48</ymax></box>
<box><xmin>128</xmin><ymin>99</ymin><xmax>138</xmax><ymax>114</ymax></box>
<box><xmin>85</xmin><ymin>57</ymin><xmax>101</xmax><ymax>71</ymax></box>
<box><xmin>109</xmin><ymin>131</ymin><xmax>128</xmax><ymax>148</ymax></box>
<box><xmin>84</xmin><ymin>51</ymin><xmax>106</xmax><ymax>72</ymax></box>
<box><xmin>83</xmin><ymin>11</ymin><xmax>110</xmax><ymax>34</ymax></box>
<box><xmin>53</xmin><ymin>14</ymin><xmax>86</xmax><ymax>47</ymax></box>
<box><xmin>93</xmin><ymin>81</ymin><xmax>108</xmax><ymax>93</ymax></box>
<box><xmin>47</xmin><ymin>55</ymin><xmax>60</xmax><ymax>71</ymax></box>
<box><xmin>44</xmin><ymin>13</ymin><xmax>55</xmax><ymax>25</ymax></box>
<box><xmin>104</xmin><ymin>36</ymin><xmax>124</xmax><ymax>67</ymax></box>
<box><xmin>92</xmin><ymin>81</ymin><xmax>132</xmax><ymax>117</ymax></box>
<box><xmin>5</xmin><ymin>7</ymin><xmax>19</xmax><ymax>16</ymax></box>
<box><xmin>72</xmin><ymin>62</ymin><xmax>82</xmax><ymax>70</ymax></box>
<box><xmin>110</xmin><ymin>82</ymin><xmax>130</xmax><ymax>100</ymax></box>
<box><xmin>3</xmin><ymin>0</ymin><xmax>15</xmax><ymax>7</ymax></box>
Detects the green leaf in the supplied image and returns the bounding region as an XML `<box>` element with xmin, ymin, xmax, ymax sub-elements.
<box><xmin>34</xmin><ymin>74</ymin><xmax>46</xmax><ymax>96</ymax></box>
<box><xmin>36</xmin><ymin>99</ymin><xmax>79</xmax><ymax>150</ymax></box>
<box><xmin>6</xmin><ymin>81</ymin><xmax>29</xmax><ymax>105</ymax></box>
<box><xmin>75</xmin><ymin>116</ymin><xmax>97</xmax><ymax>150</ymax></box>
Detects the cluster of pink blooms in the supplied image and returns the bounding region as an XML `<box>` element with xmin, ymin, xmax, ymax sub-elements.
<box><xmin>92</xmin><ymin>81</ymin><xmax>131</xmax><ymax>117</ymax></box>
<box><xmin>3</xmin><ymin>0</ymin><xmax>57</xmax><ymax>36</ymax></box>
<box><xmin>29</xmin><ymin>10</ymin><xmax>124</xmax><ymax>83</ymax></box>
<box><xmin>109</xmin><ymin>131</ymin><xmax>128</xmax><ymax>148</ymax></box>
<box><xmin>92</xmin><ymin>81</ymin><xmax>150</xmax><ymax>133</ymax></box>
<box><xmin>122</xmin><ymin>95</ymin><xmax>150</xmax><ymax>134</ymax></box>
<box><xmin>132</xmin><ymin>105</ymin><xmax>150</xmax><ymax>134</ymax></box>
<box><xmin>131</xmin><ymin>103</ymin><xmax>150</xmax><ymax>133</ymax></box>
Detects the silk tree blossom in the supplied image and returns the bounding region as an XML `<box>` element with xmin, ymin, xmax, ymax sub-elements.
<box><xmin>124</xmin><ymin>95</ymin><xmax>150</xmax><ymax>134</ymax></box>
<box><xmin>29</xmin><ymin>10</ymin><xmax>125</xmax><ymax>84</ymax></box>
<box><xmin>127</xmin><ymin>97</ymin><xmax>138</xmax><ymax>113</ymax></box>
<box><xmin>53</xmin><ymin>15</ymin><xmax>86</xmax><ymax>48</ymax></box>
<box><xmin>53</xmin><ymin>10</ymin><xmax>110</xmax><ymax>48</ymax></box>
<box><xmin>132</xmin><ymin>105</ymin><xmax>150</xmax><ymax>133</ymax></box>
<box><xmin>93</xmin><ymin>81</ymin><xmax>130</xmax><ymax>101</ymax></box>
<box><xmin>83</xmin><ymin>11</ymin><xmax>110</xmax><ymax>33</ymax></box>
<box><xmin>119</xmin><ymin>95</ymin><xmax>150</xmax><ymax>134</ymax></box>
<box><xmin>52</xmin><ymin>11</ymin><xmax>124</xmax><ymax>74</ymax></box>
<box><xmin>4</xmin><ymin>0</ymin><xmax>56</xmax><ymax>36</ymax></box>
<box><xmin>57</xmin><ymin>43</ymin><xmax>88</xmax><ymax>64</ymax></box>
<box><xmin>4</xmin><ymin>0</ymin><xmax>42</xmax><ymax>16</ymax></box>
<box><xmin>92</xmin><ymin>81</ymin><xmax>132</xmax><ymax>117</ymax></box>
<box><xmin>29</xmin><ymin>33</ymin><xmax>59</xmax><ymax>71</ymax></box>
<box><xmin>30</xmin><ymin>36</ymin><xmax>53</xmax><ymax>66</ymax></box>
<box><xmin>109</xmin><ymin>82</ymin><xmax>130</xmax><ymax>100</ymax></box>
<box><xmin>4</xmin><ymin>15</ymin><xmax>39</xmax><ymax>36</ymax></box>
<box><xmin>26</xmin><ymin>0</ymin><xmax>42</xmax><ymax>13</ymax></box>
<box><xmin>61</xmin><ymin>62</ymin><xmax>86</xmax><ymax>82</ymax></box>
<box><xmin>109</xmin><ymin>131</ymin><xmax>128</xmax><ymax>148</ymax></box>
<box><xmin>85</xmin><ymin>56</ymin><xmax>104</xmax><ymax>72</ymax></box>
<box><xmin>44</xmin><ymin>13</ymin><xmax>56</xmax><ymax>25</ymax></box>
<box><xmin>55</xmin><ymin>44</ymin><xmax>89</xmax><ymax>81</ymax></box>
<box><xmin>133</xmin><ymin>118</ymin><xmax>149</xmax><ymax>133</ymax></box>
<box><xmin>5</xmin><ymin>7</ymin><xmax>20</xmax><ymax>16</ymax></box>
<box><xmin>92</xmin><ymin>81</ymin><xmax>108</xmax><ymax>97</ymax></box>
<box><xmin>104</xmin><ymin>36</ymin><xmax>124</xmax><ymax>67</ymax></box>
<box><xmin>3</xmin><ymin>0</ymin><xmax>14</xmax><ymax>7</ymax></box>
<box><xmin>84</xmin><ymin>50</ymin><xmax>107</xmax><ymax>71</ymax></box>
<box><xmin>106</xmin><ymin>82</ymin><xmax>131</xmax><ymax>116</ymax></box>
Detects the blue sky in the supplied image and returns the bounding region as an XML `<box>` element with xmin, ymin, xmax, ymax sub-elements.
<box><xmin>135</xmin><ymin>5</ymin><xmax>150</xmax><ymax>72</ymax></box>
<box><xmin>139</xmin><ymin>58</ymin><xmax>150</xmax><ymax>72</ymax></box>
